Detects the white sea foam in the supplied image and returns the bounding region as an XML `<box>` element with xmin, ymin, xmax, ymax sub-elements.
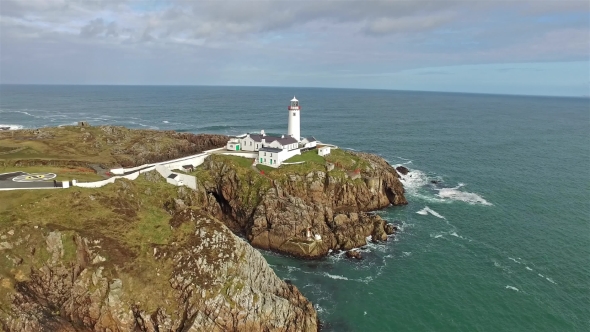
<box><xmin>323</xmin><ymin>272</ymin><xmax>349</xmax><ymax>280</ymax></box>
<box><xmin>505</xmin><ymin>285</ymin><xmax>519</xmax><ymax>292</ymax></box>
<box><xmin>546</xmin><ymin>277</ymin><xmax>556</xmax><ymax>284</ymax></box>
<box><xmin>416</xmin><ymin>206</ymin><xmax>445</xmax><ymax>219</ymax></box>
<box><xmin>436</xmin><ymin>183</ymin><xmax>492</xmax><ymax>206</ymax></box>
<box><xmin>397</xmin><ymin>169</ymin><xmax>429</xmax><ymax>192</ymax></box>
<box><xmin>525</xmin><ymin>266</ymin><xmax>533</xmax><ymax>271</ymax></box>
<box><xmin>0</xmin><ymin>124</ymin><xmax>24</xmax><ymax>130</ymax></box>
<box><xmin>538</xmin><ymin>273</ymin><xmax>545</xmax><ymax>278</ymax></box>
<box><xmin>508</xmin><ymin>257</ymin><xmax>521</xmax><ymax>264</ymax></box>
<box><xmin>402</xmin><ymin>251</ymin><xmax>411</xmax><ymax>257</ymax></box>
<box><xmin>163</xmin><ymin>120</ymin><xmax>169</xmax><ymax>123</ymax></box>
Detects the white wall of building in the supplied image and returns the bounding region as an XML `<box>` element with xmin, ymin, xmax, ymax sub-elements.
<box><xmin>223</xmin><ymin>152</ymin><xmax>257</xmax><ymax>158</ymax></box>
<box><xmin>258</xmin><ymin>150</ymin><xmax>281</xmax><ymax>168</ymax></box>
<box><xmin>303</xmin><ymin>141</ymin><xmax>317</xmax><ymax>148</ymax></box>
<box><xmin>240</xmin><ymin>136</ymin><xmax>258</xmax><ymax>151</ymax></box>
<box><xmin>280</xmin><ymin>148</ymin><xmax>301</xmax><ymax>162</ymax></box>
<box><xmin>288</xmin><ymin>110</ymin><xmax>300</xmax><ymax>141</ymax></box>
<box><xmin>318</xmin><ymin>146</ymin><xmax>331</xmax><ymax>157</ymax></box>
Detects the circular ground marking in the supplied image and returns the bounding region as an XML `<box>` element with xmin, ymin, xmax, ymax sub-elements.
<box><xmin>12</xmin><ymin>173</ymin><xmax>57</xmax><ymax>182</ymax></box>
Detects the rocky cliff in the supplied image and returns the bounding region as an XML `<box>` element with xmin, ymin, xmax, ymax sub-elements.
<box><xmin>193</xmin><ymin>149</ymin><xmax>407</xmax><ymax>258</ymax></box>
<box><xmin>0</xmin><ymin>177</ymin><xmax>317</xmax><ymax>331</ymax></box>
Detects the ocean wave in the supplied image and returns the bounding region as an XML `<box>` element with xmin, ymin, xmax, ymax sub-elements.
<box><xmin>397</xmin><ymin>169</ymin><xmax>430</xmax><ymax>192</ymax></box>
<box><xmin>323</xmin><ymin>272</ymin><xmax>349</xmax><ymax>280</ymax></box>
<box><xmin>196</xmin><ymin>124</ymin><xmax>249</xmax><ymax>131</ymax></box>
<box><xmin>0</xmin><ymin>124</ymin><xmax>24</xmax><ymax>130</ymax></box>
<box><xmin>416</xmin><ymin>206</ymin><xmax>445</xmax><ymax>219</ymax></box>
<box><xmin>435</xmin><ymin>183</ymin><xmax>492</xmax><ymax>206</ymax></box>
<box><xmin>525</xmin><ymin>266</ymin><xmax>533</xmax><ymax>271</ymax></box>
<box><xmin>505</xmin><ymin>285</ymin><xmax>519</xmax><ymax>292</ymax></box>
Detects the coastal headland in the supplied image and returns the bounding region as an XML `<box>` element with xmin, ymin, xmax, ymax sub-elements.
<box><xmin>0</xmin><ymin>125</ymin><xmax>406</xmax><ymax>331</ymax></box>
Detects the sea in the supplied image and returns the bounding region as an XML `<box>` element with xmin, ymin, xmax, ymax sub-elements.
<box><xmin>1</xmin><ymin>85</ymin><xmax>588</xmax><ymax>331</ymax></box>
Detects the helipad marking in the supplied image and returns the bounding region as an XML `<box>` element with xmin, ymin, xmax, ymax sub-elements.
<box><xmin>12</xmin><ymin>173</ymin><xmax>57</xmax><ymax>183</ymax></box>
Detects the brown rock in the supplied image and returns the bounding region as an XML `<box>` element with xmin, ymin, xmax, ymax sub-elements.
<box><xmin>196</xmin><ymin>150</ymin><xmax>407</xmax><ymax>259</ymax></box>
<box><xmin>2</xmin><ymin>220</ymin><xmax>318</xmax><ymax>332</ymax></box>
<box><xmin>384</xmin><ymin>223</ymin><xmax>397</xmax><ymax>235</ymax></box>
<box><xmin>346</xmin><ymin>250</ymin><xmax>362</xmax><ymax>260</ymax></box>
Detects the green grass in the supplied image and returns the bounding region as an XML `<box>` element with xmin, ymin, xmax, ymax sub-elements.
<box><xmin>255</xmin><ymin>164</ymin><xmax>274</xmax><ymax>173</ymax></box>
<box><xmin>284</xmin><ymin>150</ymin><xmax>326</xmax><ymax>164</ymax></box>
<box><xmin>216</xmin><ymin>155</ymin><xmax>254</xmax><ymax>169</ymax></box>
<box><xmin>324</xmin><ymin>148</ymin><xmax>370</xmax><ymax>171</ymax></box>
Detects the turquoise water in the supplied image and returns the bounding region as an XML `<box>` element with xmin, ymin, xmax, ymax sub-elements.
<box><xmin>1</xmin><ymin>86</ymin><xmax>589</xmax><ymax>331</ymax></box>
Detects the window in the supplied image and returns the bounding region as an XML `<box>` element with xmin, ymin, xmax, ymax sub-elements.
<box><xmin>264</xmin><ymin>152</ymin><xmax>266</xmax><ymax>156</ymax></box>
<box><xmin>293</xmin><ymin>112</ymin><xmax>296</xmax><ymax>116</ymax></box>
<box><xmin>250</xmin><ymin>141</ymin><xmax>252</xmax><ymax>146</ymax></box>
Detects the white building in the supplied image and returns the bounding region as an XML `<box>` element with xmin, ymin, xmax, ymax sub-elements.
<box><xmin>224</xmin><ymin>96</ymin><xmax>327</xmax><ymax>168</ymax></box>
<box><xmin>300</xmin><ymin>136</ymin><xmax>317</xmax><ymax>149</ymax></box>
<box><xmin>288</xmin><ymin>96</ymin><xmax>300</xmax><ymax>141</ymax></box>
<box><xmin>318</xmin><ymin>146</ymin><xmax>331</xmax><ymax>157</ymax></box>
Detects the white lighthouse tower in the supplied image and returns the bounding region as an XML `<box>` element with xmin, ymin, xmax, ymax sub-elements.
<box><xmin>288</xmin><ymin>96</ymin><xmax>300</xmax><ymax>141</ymax></box>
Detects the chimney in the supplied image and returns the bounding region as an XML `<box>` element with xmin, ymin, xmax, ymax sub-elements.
<box><xmin>261</xmin><ymin>130</ymin><xmax>266</xmax><ymax>136</ymax></box>
<box><xmin>281</xmin><ymin>134</ymin><xmax>284</xmax><ymax>138</ymax></box>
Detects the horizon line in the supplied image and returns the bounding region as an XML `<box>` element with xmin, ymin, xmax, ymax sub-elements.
<box><xmin>0</xmin><ymin>83</ymin><xmax>588</xmax><ymax>99</ymax></box>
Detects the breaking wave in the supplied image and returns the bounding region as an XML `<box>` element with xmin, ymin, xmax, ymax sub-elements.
<box><xmin>416</xmin><ymin>206</ymin><xmax>445</xmax><ymax>219</ymax></box>
<box><xmin>436</xmin><ymin>183</ymin><xmax>492</xmax><ymax>206</ymax></box>
<box><xmin>505</xmin><ymin>285</ymin><xmax>519</xmax><ymax>292</ymax></box>
<box><xmin>323</xmin><ymin>273</ymin><xmax>349</xmax><ymax>281</ymax></box>
<box><xmin>397</xmin><ymin>169</ymin><xmax>429</xmax><ymax>192</ymax></box>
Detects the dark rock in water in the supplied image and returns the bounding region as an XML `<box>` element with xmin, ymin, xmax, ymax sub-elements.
<box><xmin>396</xmin><ymin>166</ymin><xmax>409</xmax><ymax>175</ymax></box>
<box><xmin>0</xmin><ymin>127</ymin><xmax>10</xmax><ymax>131</ymax></box>
<box><xmin>430</xmin><ymin>180</ymin><xmax>439</xmax><ymax>184</ymax></box>
<box><xmin>346</xmin><ymin>250</ymin><xmax>362</xmax><ymax>260</ymax></box>
<box><xmin>384</xmin><ymin>223</ymin><xmax>397</xmax><ymax>235</ymax></box>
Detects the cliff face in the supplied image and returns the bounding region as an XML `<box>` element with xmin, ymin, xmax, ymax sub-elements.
<box><xmin>0</xmin><ymin>178</ymin><xmax>317</xmax><ymax>332</ymax></box>
<box><xmin>195</xmin><ymin>150</ymin><xmax>407</xmax><ymax>258</ymax></box>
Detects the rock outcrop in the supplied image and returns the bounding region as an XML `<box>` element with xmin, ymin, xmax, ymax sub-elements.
<box><xmin>194</xmin><ymin>150</ymin><xmax>407</xmax><ymax>258</ymax></box>
<box><xmin>395</xmin><ymin>165</ymin><xmax>409</xmax><ymax>175</ymax></box>
<box><xmin>0</xmin><ymin>219</ymin><xmax>317</xmax><ymax>331</ymax></box>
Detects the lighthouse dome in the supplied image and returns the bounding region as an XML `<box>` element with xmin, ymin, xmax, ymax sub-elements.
<box><xmin>291</xmin><ymin>96</ymin><xmax>298</xmax><ymax>102</ymax></box>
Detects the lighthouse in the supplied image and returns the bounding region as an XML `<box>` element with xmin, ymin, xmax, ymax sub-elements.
<box><xmin>288</xmin><ymin>96</ymin><xmax>300</xmax><ymax>141</ymax></box>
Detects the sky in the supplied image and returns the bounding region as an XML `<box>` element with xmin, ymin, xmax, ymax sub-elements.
<box><xmin>0</xmin><ymin>0</ymin><xmax>588</xmax><ymax>96</ymax></box>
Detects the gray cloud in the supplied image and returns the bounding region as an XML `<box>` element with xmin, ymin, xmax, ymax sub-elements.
<box><xmin>0</xmin><ymin>0</ymin><xmax>588</xmax><ymax>91</ymax></box>
<box><xmin>80</xmin><ymin>18</ymin><xmax>119</xmax><ymax>38</ymax></box>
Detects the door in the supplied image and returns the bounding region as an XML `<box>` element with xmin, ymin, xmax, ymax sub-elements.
<box><xmin>236</xmin><ymin>144</ymin><xmax>240</xmax><ymax>151</ymax></box>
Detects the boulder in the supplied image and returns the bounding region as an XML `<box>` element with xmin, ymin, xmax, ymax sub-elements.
<box><xmin>346</xmin><ymin>250</ymin><xmax>362</xmax><ymax>260</ymax></box>
<box><xmin>395</xmin><ymin>166</ymin><xmax>409</xmax><ymax>175</ymax></box>
<box><xmin>384</xmin><ymin>223</ymin><xmax>397</xmax><ymax>235</ymax></box>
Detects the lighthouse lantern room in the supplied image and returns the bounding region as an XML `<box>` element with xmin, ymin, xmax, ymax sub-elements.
<box><xmin>288</xmin><ymin>96</ymin><xmax>301</xmax><ymax>141</ymax></box>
